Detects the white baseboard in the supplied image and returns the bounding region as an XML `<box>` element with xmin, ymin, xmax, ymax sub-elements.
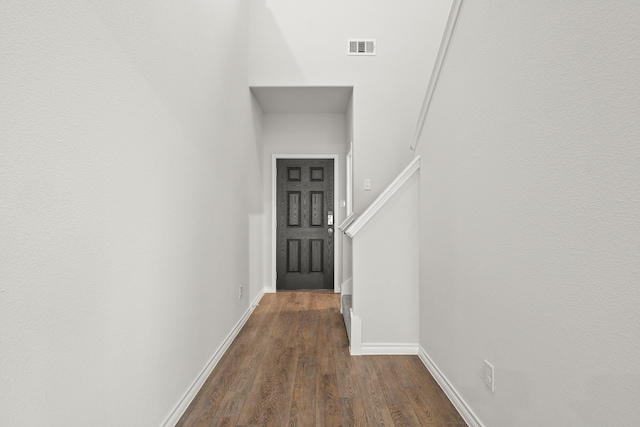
<box><xmin>349</xmin><ymin>309</ymin><xmax>362</xmax><ymax>355</ymax></box>
<box><xmin>250</xmin><ymin>288</ymin><xmax>267</xmax><ymax>309</ymax></box>
<box><xmin>361</xmin><ymin>343</ymin><xmax>419</xmax><ymax>355</ymax></box>
<box><xmin>418</xmin><ymin>346</ymin><xmax>484</xmax><ymax>427</ymax></box>
<box><xmin>341</xmin><ymin>277</ymin><xmax>353</xmax><ymax>295</ymax></box>
<box><xmin>161</xmin><ymin>289</ymin><xmax>266</xmax><ymax>427</ymax></box>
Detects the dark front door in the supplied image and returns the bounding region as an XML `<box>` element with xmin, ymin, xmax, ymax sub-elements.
<box><xmin>276</xmin><ymin>159</ymin><xmax>334</xmax><ymax>290</ymax></box>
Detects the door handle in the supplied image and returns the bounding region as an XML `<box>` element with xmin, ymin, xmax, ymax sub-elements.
<box><xmin>328</xmin><ymin>228</ymin><xmax>333</xmax><ymax>235</ymax></box>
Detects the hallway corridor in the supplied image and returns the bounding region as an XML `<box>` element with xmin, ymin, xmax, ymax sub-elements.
<box><xmin>176</xmin><ymin>292</ymin><xmax>465</xmax><ymax>426</ymax></box>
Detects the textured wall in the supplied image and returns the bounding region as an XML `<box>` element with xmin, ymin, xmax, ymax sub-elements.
<box><xmin>417</xmin><ymin>1</ymin><xmax>640</xmax><ymax>425</ymax></box>
<box><xmin>352</xmin><ymin>172</ymin><xmax>419</xmax><ymax>347</ymax></box>
<box><xmin>249</xmin><ymin>0</ymin><xmax>453</xmax><ymax>213</ymax></box>
<box><xmin>260</xmin><ymin>113</ymin><xmax>347</xmax><ymax>291</ymax></box>
<box><xmin>0</xmin><ymin>1</ymin><xmax>261</xmax><ymax>425</ymax></box>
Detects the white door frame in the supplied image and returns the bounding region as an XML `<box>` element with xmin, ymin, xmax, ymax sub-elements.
<box><xmin>271</xmin><ymin>154</ymin><xmax>340</xmax><ymax>293</ymax></box>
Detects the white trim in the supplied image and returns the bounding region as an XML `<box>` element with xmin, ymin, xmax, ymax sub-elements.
<box><xmin>270</xmin><ymin>155</ymin><xmax>340</xmax><ymax>293</ymax></box>
<box><xmin>345</xmin><ymin>141</ymin><xmax>354</xmax><ymax>217</ymax></box>
<box><xmin>161</xmin><ymin>289</ymin><xmax>266</xmax><ymax>427</ymax></box>
<box><xmin>338</xmin><ymin>212</ymin><xmax>355</xmax><ymax>231</ymax></box>
<box><xmin>361</xmin><ymin>343</ymin><xmax>419</xmax><ymax>355</ymax></box>
<box><xmin>410</xmin><ymin>0</ymin><xmax>464</xmax><ymax>151</ymax></box>
<box><xmin>418</xmin><ymin>346</ymin><xmax>484</xmax><ymax>427</ymax></box>
<box><xmin>349</xmin><ymin>309</ymin><xmax>362</xmax><ymax>355</ymax></box>
<box><xmin>340</xmin><ymin>277</ymin><xmax>353</xmax><ymax>296</ymax></box>
<box><xmin>344</xmin><ymin>156</ymin><xmax>420</xmax><ymax>238</ymax></box>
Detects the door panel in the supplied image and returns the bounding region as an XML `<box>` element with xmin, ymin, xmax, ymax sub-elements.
<box><xmin>310</xmin><ymin>192</ymin><xmax>324</xmax><ymax>227</ymax></box>
<box><xmin>276</xmin><ymin>159</ymin><xmax>334</xmax><ymax>290</ymax></box>
<box><xmin>287</xmin><ymin>239</ymin><xmax>301</xmax><ymax>272</ymax></box>
<box><xmin>288</xmin><ymin>192</ymin><xmax>301</xmax><ymax>226</ymax></box>
<box><xmin>310</xmin><ymin>240</ymin><xmax>323</xmax><ymax>272</ymax></box>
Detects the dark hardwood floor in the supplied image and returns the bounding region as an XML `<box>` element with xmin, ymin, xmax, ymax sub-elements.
<box><xmin>176</xmin><ymin>291</ymin><xmax>466</xmax><ymax>427</ymax></box>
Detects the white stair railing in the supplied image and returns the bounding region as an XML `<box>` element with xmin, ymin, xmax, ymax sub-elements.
<box><xmin>344</xmin><ymin>156</ymin><xmax>420</xmax><ymax>237</ymax></box>
<box><xmin>410</xmin><ymin>0</ymin><xmax>464</xmax><ymax>151</ymax></box>
<box><xmin>342</xmin><ymin>157</ymin><xmax>421</xmax><ymax>355</ymax></box>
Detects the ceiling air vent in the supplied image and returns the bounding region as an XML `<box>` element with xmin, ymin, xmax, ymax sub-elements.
<box><xmin>348</xmin><ymin>39</ymin><xmax>376</xmax><ymax>56</ymax></box>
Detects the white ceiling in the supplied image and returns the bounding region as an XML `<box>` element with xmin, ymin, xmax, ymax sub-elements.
<box><xmin>250</xmin><ymin>86</ymin><xmax>353</xmax><ymax>114</ymax></box>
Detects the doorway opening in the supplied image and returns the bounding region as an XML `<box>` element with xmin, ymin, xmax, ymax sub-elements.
<box><xmin>271</xmin><ymin>155</ymin><xmax>339</xmax><ymax>292</ymax></box>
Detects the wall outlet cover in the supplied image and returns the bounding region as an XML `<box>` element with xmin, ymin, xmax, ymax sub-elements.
<box><xmin>483</xmin><ymin>360</ymin><xmax>495</xmax><ymax>392</ymax></box>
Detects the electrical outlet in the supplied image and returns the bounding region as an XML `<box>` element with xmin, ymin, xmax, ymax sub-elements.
<box><xmin>239</xmin><ymin>285</ymin><xmax>243</xmax><ymax>300</ymax></box>
<box><xmin>364</xmin><ymin>179</ymin><xmax>372</xmax><ymax>191</ymax></box>
<box><xmin>483</xmin><ymin>360</ymin><xmax>495</xmax><ymax>392</ymax></box>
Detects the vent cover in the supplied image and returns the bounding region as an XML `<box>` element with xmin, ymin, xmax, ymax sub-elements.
<box><xmin>348</xmin><ymin>39</ymin><xmax>376</xmax><ymax>56</ymax></box>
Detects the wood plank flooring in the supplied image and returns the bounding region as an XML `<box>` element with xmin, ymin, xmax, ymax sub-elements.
<box><xmin>176</xmin><ymin>292</ymin><xmax>466</xmax><ymax>427</ymax></box>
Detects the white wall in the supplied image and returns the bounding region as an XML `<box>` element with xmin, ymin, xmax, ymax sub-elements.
<box><xmin>249</xmin><ymin>0</ymin><xmax>452</xmax><ymax>213</ymax></box>
<box><xmin>0</xmin><ymin>1</ymin><xmax>262</xmax><ymax>426</ymax></box>
<box><xmin>341</xmin><ymin>96</ymin><xmax>355</xmax><ymax>289</ymax></box>
<box><xmin>261</xmin><ymin>113</ymin><xmax>347</xmax><ymax>291</ymax></box>
<box><xmin>249</xmin><ymin>94</ymin><xmax>266</xmax><ymax>304</ymax></box>
<box><xmin>417</xmin><ymin>2</ymin><xmax>640</xmax><ymax>426</ymax></box>
<box><xmin>352</xmin><ymin>172</ymin><xmax>419</xmax><ymax>349</ymax></box>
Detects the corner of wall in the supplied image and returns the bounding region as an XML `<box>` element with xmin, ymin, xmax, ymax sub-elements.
<box><xmin>418</xmin><ymin>346</ymin><xmax>484</xmax><ymax>427</ymax></box>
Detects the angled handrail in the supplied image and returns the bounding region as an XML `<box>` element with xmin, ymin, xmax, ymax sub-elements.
<box><xmin>344</xmin><ymin>156</ymin><xmax>420</xmax><ymax>238</ymax></box>
<box><xmin>338</xmin><ymin>212</ymin><xmax>356</xmax><ymax>231</ymax></box>
<box><xmin>410</xmin><ymin>0</ymin><xmax>464</xmax><ymax>151</ymax></box>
